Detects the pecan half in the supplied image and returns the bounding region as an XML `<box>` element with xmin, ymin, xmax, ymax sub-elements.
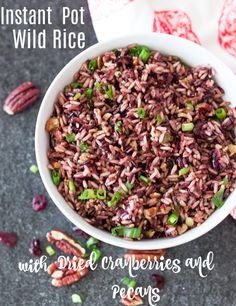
<box><xmin>46</xmin><ymin>230</ymin><xmax>85</xmax><ymax>257</ymax></box>
<box><xmin>124</xmin><ymin>249</ymin><xmax>166</xmax><ymax>262</ymax></box>
<box><xmin>45</xmin><ymin>117</ymin><xmax>60</xmax><ymax>132</ymax></box>
<box><xmin>48</xmin><ymin>256</ymin><xmax>89</xmax><ymax>287</ymax></box>
<box><xmin>121</xmin><ymin>292</ymin><xmax>143</xmax><ymax>306</ymax></box>
<box><xmin>3</xmin><ymin>82</ymin><xmax>40</xmax><ymax>115</ymax></box>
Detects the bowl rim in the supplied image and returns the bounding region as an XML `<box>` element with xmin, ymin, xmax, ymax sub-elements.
<box><xmin>35</xmin><ymin>33</ymin><xmax>236</xmax><ymax>250</ymax></box>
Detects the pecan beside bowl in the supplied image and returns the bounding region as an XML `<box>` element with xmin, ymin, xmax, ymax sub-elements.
<box><xmin>35</xmin><ymin>33</ymin><xmax>236</xmax><ymax>250</ymax></box>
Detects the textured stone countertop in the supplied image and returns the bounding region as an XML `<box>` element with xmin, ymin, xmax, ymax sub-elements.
<box><xmin>0</xmin><ymin>1</ymin><xmax>235</xmax><ymax>305</ymax></box>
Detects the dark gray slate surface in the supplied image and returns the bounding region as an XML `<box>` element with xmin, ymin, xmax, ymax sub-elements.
<box><xmin>0</xmin><ymin>1</ymin><xmax>235</xmax><ymax>306</ymax></box>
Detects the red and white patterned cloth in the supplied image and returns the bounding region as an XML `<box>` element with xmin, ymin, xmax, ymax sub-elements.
<box><xmin>88</xmin><ymin>0</ymin><xmax>236</xmax><ymax>72</ymax></box>
<box><xmin>88</xmin><ymin>0</ymin><xmax>236</xmax><ymax>219</ymax></box>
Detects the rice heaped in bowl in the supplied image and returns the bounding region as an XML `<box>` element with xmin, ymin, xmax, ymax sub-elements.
<box><xmin>46</xmin><ymin>45</ymin><xmax>236</xmax><ymax>240</ymax></box>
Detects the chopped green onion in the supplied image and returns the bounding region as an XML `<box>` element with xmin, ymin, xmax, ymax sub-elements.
<box><xmin>85</xmin><ymin>88</ymin><xmax>93</xmax><ymax>99</ymax></box>
<box><xmin>69</xmin><ymin>179</ymin><xmax>76</xmax><ymax>193</ymax></box>
<box><xmin>95</xmin><ymin>82</ymin><xmax>102</xmax><ymax>90</ymax></box>
<box><xmin>120</xmin><ymin>181</ymin><xmax>134</xmax><ymax>195</ymax></box>
<box><xmin>178</xmin><ymin>166</ymin><xmax>190</xmax><ymax>176</ymax></box>
<box><xmin>111</xmin><ymin>226</ymin><xmax>142</xmax><ymax>239</ymax></box>
<box><xmin>186</xmin><ymin>101</ymin><xmax>194</xmax><ymax>111</ymax></box>
<box><xmin>137</xmin><ymin>107</ymin><xmax>146</xmax><ymax>119</ymax></box>
<box><xmin>115</xmin><ymin>121</ymin><xmax>122</xmax><ymax>133</ymax></box>
<box><xmin>182</xmin><ymin>122</ymin><xmax>194</xmax><ymax>132</ymax></box>
<box><xmin>128</xmin><ymin>46</ymin><xmax>143</xmax><ymax>56</ymax></box>
<box><xmin>105</xmin><ymin>85</ymin><xmax>113</xmax><ymax>100</ymax></box>
<box><xmin>215</xmin><ymin>108</ymin><xmax>227</xmax><ymax>120</ymax></box>
<box><xmin>126</xmin><ymin>182</ymin><xmax>134</xmax><ymax>191</ymax></box>
<box><xmin>212</xmin><ymin>187</ymin><xmax>225</xmax><ymax>208</ymax></box>
<box><xmin>91</xmin><ymin>248</ymin><xmax>102</xmax><ymax>262</ymax></box>
<box><xmin>97</xmin><ymin>188</ymin><xmax>107</xmax><ymax>200</ymax></box>
<box><xmin>168</xmin><ymin>212</ymin><xmax>179</xmax><ymax>225</ymax></box>
<box><xmin>66</xmin><ymin>133</ymin><xmax>76</xmax><ymax>143</ymax></box>
<box><xmin>30</xmin><ymin>165</ymin><xmax>39</xmax><ymax>174</ymax></box>
<box><xmin>51</xmin><ymin>170</ymin><xmax>61</xmax><ymax>186</ymax></box>
<box><xmin>71</xmin><ymin>293</ymin><xmax>82</xmax><ymax>304</ymax></box>
<box><xmin>71</xmin><ymin>82</ymin><xmax>83</xmax><ymax>89</ymax></box>
<box><xmin>79</xmin><ymin>189</ymin><xmax>96</xmax><ymax>200</ymax></box>
<box><xmin>129</xmin><ymin>45</ymin><xmax>150</xmax><ymax>62</ymax></box>
<box><xmin>156</xmin><ymin>114</ymin><xmax>164</xmax><ymax>125</ymax></box>
<box><xmin>86</xmin><ymin>237</ymin><xmax>99</xmax><ymax>250</ymax></box>
<box><xmin>223</xmin><ymin>176</ymin><xmax>228</xmax><ymax>187</ymax></box>
<box><xmin>46</xmin><ymin>245</ymin><xmax>55</xmax><ymax>256</ymax></box>
<box><xmin>74</xmin><ymin>93</ymin><xmax>81</xmax><ymax>100</ymax></box>
<box><xmin>139</xmin><ymin>175</ymin><xmax>149</xmax><ymax>184</ymax></box>
<box><xmin>108</xmin><ymin>192</ymin><xmax>121</xmax><ymax>207</ymax></box>
<box><xmin>185</xmin><ymin>217</ymin><xmax>194</xmax><ymax>227</ymax></box>
<box><xmin>121</xmin><ymin>276</ymin><xmax>137</xmax><ymax>289</ymax></box>
<box><xmin>88</xmin><ymin>59</ymin><xmax>97</xmax><ymax>71</ymax></box>
<box><xmin>79</xmin><ymin>141</ymin><xmax>89</xmax><ymax>152</ymax></box>
<box><xmin>139</xmin><ymin>47</ymin><xmax>151</xmax><ymax>63</ymax></box>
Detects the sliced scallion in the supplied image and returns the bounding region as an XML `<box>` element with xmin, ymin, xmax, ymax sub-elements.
<box><xmin>182</xmin><ymin>122</ymin><xmax>194</xmax><ymax>132</ymax></box>
<box><xmin>139</xmin><ymin>175</ymin><xmax>149</xmax><ymax>184</ymax></box>
<box><xmin>121</xmin><ymin>276</ymin><xmax>137</xmax><ymax>288</ymax></box>
<box><xmin>30</xmin><ymin>165</ymin><xmax>39</xmax><ymax>174</ymax></box>
<box><xmin>108</xmin><ymin>192</ymin><xmax>121</xmax><ymax>207</ymax></box>
<box><xmin>186</xmin><ymin>101</ymin><xmax>194</xmax><ymax>111</ymax></box>
<box><xmin>88</xmin><ymin>59</ymin><xmax>97</xmax><ymax>71</ymax></box>
<box><xmin>126</xmin><ymin>182</ymin><xmax>134</xmax><ymax>191</ymax></box>
<box><xmin>212</xmin><ymin>187</ymin><xmax>225</xmax><ymax>208</ymax></box>
<box><xmin>168</xmin><ymin>212</ymin><xmax>179</xmax><ymax>225</ymax></box>
<box><xmin>105</xmin><ymin>85</ymin><xmax>113</xmax><ymax>100</ymax></box>
<box><xmin>178</xmin><ymin>166</ymin><xmax>190</xmax><ymax>176</ymax></box>
<box><xmin>215</xmin><ymin>108</ymin><xmax>227</xmax><ymax>120</ymax></box>
<box><xmin>91</xmin><ymin>248</ymin><xmax>102</xmax><ymax>262</ymax></box>
<box><xmin>85</xmin><ymin>88</ymin><xmax>93</xmax><ymax>99</ymax></box>
<box><xmin>69</xmin><ymin>179</ymin><xmax>76</xmax><ymax>193</ymax></box>
<box><xmin>46</xmin><ymin>245</ymin><xmax>55</xmax><ymax>256</ymax></box>
<box><xmin>156</xmin><ymin>114</ymin><xmax>164</xmax><ymax>125</ymax></box>
<box><xmin>74</xmin><ymin>93</ymin><xmax>81</xmax><ymax>100</ymax></box>
<box><xmin>96</xmin><ymin>188</ymin><xmax>107</xmax><ymax>200</ymax></box>
<box><xmin>111</xmin><ymin>226</ymin><xmax>142</xmax><ymax>239</ymax></box>
<box><xmin>71</xmin><ymin>293</ymin><xmax>82</xmax><ymax>304</ymax></box>
<box><xmin>71</xmin><ymin>82</ymin><xmax>83</xmax><ymax>89</ymax></box>
<box><xmin>223</xmin><ymin>176</ymin><xmax>228</xmax><ymax>187</ymax></box>
<box><xmin>86</xmin><ymin>237</ymin><xmax>99</xmax><ymax>250</ymax></box>
<box><xmin>115</xmin><ymin>121</ymin><xmax>122</xmax><ymax>133</ymax></box>
<box><xmin>79</xmin><ymin>141</ymin><xmax>89</xmax><ymax>152</ymax></box>
<box><xmin>78</xmin><ymin>189</ymin><xmax>96</xmax><ymax>200</ymax></box>
<box><xmin>66</xmin><ymin>133</ymin><xmax>75</xmax><ymax>143</ymax></box>
<box><xmin>137</xmin><ymin>107</ymin><xmax>146</xmax><ymax>119</ymax></box>
<box><xmin>51</xmin><ymin>170</ymin><xmax>61</xmax><ymax>186</ymax></box>
<box><xmin>139</xmin><ymin>47</ymin><xmax>151</xmax><ymax>63</ymax></box>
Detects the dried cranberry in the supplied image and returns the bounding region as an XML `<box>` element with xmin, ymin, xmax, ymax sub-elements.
<box><xmin>29</xmin><ymin>238</ymin><xmax>42</xmax><ymax>256</ymax></box>
<box><xmin>151</xmin><ymin>274</ymin><xmax>165</xmax><ymax>290</ymax></box>
<box><xmin>32</xmin><ymin>195</ymin><xmax>47</xmax><ymax>211</ymax></box>
<box><xmin>0</xmin><ymin>231</ymin><xmax>18</xmax><ymax>247</ymax></box>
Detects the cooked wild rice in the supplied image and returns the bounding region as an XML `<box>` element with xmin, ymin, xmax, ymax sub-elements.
<box><xmin>46</xmin><ymin>45</ymin><xmax>236</xmax><ymax>239</ymax></box>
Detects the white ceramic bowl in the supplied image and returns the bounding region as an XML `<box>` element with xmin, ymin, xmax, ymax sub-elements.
<box><xmin>35</xmin><ymin>33</ymin><xmax>236</xmax><ymax>250</ymax></box>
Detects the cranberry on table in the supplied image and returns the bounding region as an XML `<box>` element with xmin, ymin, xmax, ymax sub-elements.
<box><xmin>29</xmin><ymin>238</ymin><xmax>42</xmax><ymax>256</ymax></box>
<box><xmin>151</xmin><ymin>273</ymin><xmax>165</xmax><ymax>290</ymax></box>
<box><xmin>32</xmin><ymin>195</ymin><xmax>47</xmax><ymax>211</ymax></box>
<box><xmin>0</xmin><ymin>231</ymin><xmax>18</xmax><ymax>247</ymax></box>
